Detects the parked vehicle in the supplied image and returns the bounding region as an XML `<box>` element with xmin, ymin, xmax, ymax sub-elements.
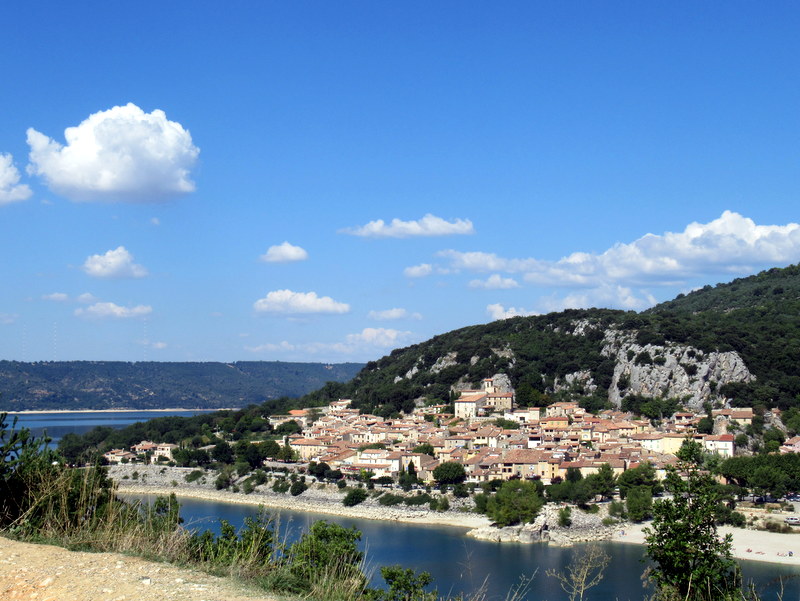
<box><xmin>784</xmin><ymin>516</ymin><xmax>800</xmax><ymax>525</ymax></box>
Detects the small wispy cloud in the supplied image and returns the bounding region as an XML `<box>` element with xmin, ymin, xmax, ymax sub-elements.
<box><xmin>42</xmin><ymin>292</ymin><xmax>69</xmax><ymax>302</ymax></box>
<box><xmin>486</xmin><ymin>303</ymin><xmax>539</xmax><ymax>320</ymax></box>
<box><xmin>468</xmin><ymin>274</ymin><xmax>520</xmax><ymax>290</ymax></box>
<box><xmin>403</xmin><ymin>263</ymin><xmax>433</xmax><ymax>278</ymax></box>
<box><xmin>341</xmin><ymin>214</ymin><xmax>474</xmax><ymax>238</ymax></box>
<box><xmin>368</xmin><ymin>308</ymin><xmax>422</xmax><ymax>321</ymax></box>
<box><xmin>75</xmin><ymin>302</ymin><xmax>152</xmax><ymax>319</ymax></box>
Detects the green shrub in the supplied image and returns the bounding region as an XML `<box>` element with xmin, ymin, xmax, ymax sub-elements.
<box><xmin>558</xmin><ymin>506</ymin><xmax>572</xmax><ymax>527</ymax></box>
<box><xmin>343</xmin><ymin>488</ymin><xmax>368</xmax><ymax>507</ymax></box>
<box><xmin>608</xmin><ymin>500</ymin><xmax>627</xmax><ymax>519</ymax></box>
<box><xmin>404</xmin><ymin>493</ymin><xmax>433</xmax><ymax>506</ymax></box>
<box><xmin>272</xmin><ymin>480</ymin><xmax>290</xmax><ymax>494</ymax></box>
<box><xmin>378</xmin><ymin>493</ymin><xmax>405</xmax><ymax>506</ymax></box>
<box><xmin>185</xmin><ymin>469</ymin><xmax>204</xmax><ymax>483</ymax></box>
<box><xmin>290</xmin><ymin>481</ymin><xmax>308</xmax><ymax>496</ymax></box>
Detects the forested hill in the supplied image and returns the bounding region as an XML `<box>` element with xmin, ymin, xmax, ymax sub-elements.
<box><xmin>301</xmin><ymin>264</ymin><xmax>800</xmax><ymax>418</ymax></box>
<box><xmin>0</xmin><ymin>361</ymin><xmax>363</xmax><ymax>411</ymax></box>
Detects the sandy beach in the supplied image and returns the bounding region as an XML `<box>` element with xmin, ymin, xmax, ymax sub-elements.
<box><xmin>611</xmin><ymin>521</ymin><xmax>800</xmax><ymax>566</ymax></box>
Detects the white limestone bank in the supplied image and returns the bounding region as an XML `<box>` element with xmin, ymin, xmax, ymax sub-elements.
<box><xmin>109</xmin><ymin>464</ymin><xmax>489</xmax><ymax>529</ymax></box>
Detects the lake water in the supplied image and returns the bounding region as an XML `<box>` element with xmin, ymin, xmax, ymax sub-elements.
<box><xmin>5</xmin><ymin>410</ymin><xmax>218</xmax><ymax>445</ymax></box>
<box><xmin>130</xmin><ymin>494</ymin><xmax>800</xmax><ymax>601</ymax></box>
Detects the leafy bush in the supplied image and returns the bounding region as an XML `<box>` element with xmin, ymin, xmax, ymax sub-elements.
<box><xmin>290</xmin><ymin>480</ymin><xmax>308</xmax><ymax>496</ymax></box>
<box><xmin>184</xmin><ymin>469</ymin><xmax>204</xmax><ymax>483</ymax></box>
<box><xmin>486</xmin><ymin>480</ymin><xmax>545</xmax><ymax>527</ymax></box>
<box><xmin>378</xmin><ymin>493</ymin><xmax>405</xmax><ymax>506</ymax></box>
<box><xmin>558</xmin><ymin>507</ymin><xmax>572</xmax><ymax>527</ymax></box>
<box><xmin>343</xmin><ymin>488</ymin><xmax>368</xmax><ymax>507</ymax></box>
<box><xmin>404</xmin><ymin>493</ymin><xmax>433</xmax><ymax>506</ymax></box>
<box><xmin>272</xmin><ymin>480</ymin><xmax>290</xmax><ymax>494</ymax></box>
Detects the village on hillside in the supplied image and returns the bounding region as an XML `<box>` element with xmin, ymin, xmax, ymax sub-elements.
<box><xmin>103</xmin><ymin>377</ymin><xmax>794</xmax><ymax>488</ymax></box>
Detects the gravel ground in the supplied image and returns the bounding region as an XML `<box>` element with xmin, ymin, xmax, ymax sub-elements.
<box><xmin>0</xmin><ymin>537</ymin><xmax>286</xmax><ymax>601</ymax></box>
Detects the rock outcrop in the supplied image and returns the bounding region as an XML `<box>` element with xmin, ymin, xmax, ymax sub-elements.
<box><xmin>467</xmin><ymin>504</ymin><xmax>618</xmax><ymax>546</ymax></box>
<box><xmin>603</xmin><ymin>329</ymin><xmax>754</xmax><ymax>410</ymax></box>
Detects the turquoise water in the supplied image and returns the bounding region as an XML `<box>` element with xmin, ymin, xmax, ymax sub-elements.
<box><xmin>6</xmin><ymin>410</ymin><xmax>218</xmax><ymax>444</ymax></box>
<box><xmin>130</xmin><ymin>494</ymin><xmax>800</xmax><ymax>601</ymax></box>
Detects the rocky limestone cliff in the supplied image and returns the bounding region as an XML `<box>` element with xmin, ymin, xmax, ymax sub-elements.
<box><xmin>602</xmin><ymin>329</ymin><xmax>754</xmax><ymax>410</ymax></box>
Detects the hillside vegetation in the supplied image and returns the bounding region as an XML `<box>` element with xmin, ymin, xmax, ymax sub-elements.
<box><xmin>301</xmin><ymin>264</ymin><xmax>800</xmax><ymax>417</ymax></box>
<box><xmin>0</xmin><ymin>361</ymin><xmax>363</xmax><ymax>411</ymax></box>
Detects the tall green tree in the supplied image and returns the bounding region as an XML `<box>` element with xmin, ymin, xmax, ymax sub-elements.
<box><xmin>644</xmin><ymin>459</ymin><xmax>740</xmax><ymax>600</ymax></box>
<box><xmin>486</xmin><ymin>480</ymin><xmax>545</xmax><ymax>527</ymax></box>
<box><xmin>432</xmin><ymin>461</ymin><xmax>466</xmax><ymax>486</ymax></box>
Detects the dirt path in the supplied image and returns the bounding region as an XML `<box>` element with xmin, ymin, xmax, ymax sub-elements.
<box><xmin>0</xmin><ymin>537</ymin><xmax>285</xmax><ymax>601</ymax></box>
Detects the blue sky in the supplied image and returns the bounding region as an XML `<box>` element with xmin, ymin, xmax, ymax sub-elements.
<box><xmin>2</xmin><ymin>2</ymin><xmax>800</xmax><ymax>363</ymax></box>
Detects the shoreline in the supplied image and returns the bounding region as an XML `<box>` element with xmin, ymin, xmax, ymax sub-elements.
<box><xmin>6</xmin><ymin>408</ymin><xmax>235</xmax><ymax>415</ymax></box>
<box><xmin>110</xmin><ymin>465</ymin><xmax>800</xmax><ymax>568</ymax></box>
<box><xmin>117</xmin><ymin>483</ymin><xmax>489</xmax><ymax>530</ymax></box>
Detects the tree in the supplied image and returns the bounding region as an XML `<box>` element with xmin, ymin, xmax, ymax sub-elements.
<box><xmin>276</xmin><ymin>444</ymin><xmax>296</xmax><ymax>462</ymax></box>
<box><xmin>625</xmin><ymin>486</ymin><xmax>652</xmax><ymax>522</ymax></box>
<box><xmin>432</xmin><ymin>461</ymin><xmax>466</xmax><ymax>486</ymax></box>
<box><xmin>274</xmin><ymin>420</ymin><xmax>302</xmax><ymax>436</ymax></box>
<box><xmin>412</xmin><ymin>443</ymin><xmax>435</xmax><ymax>457</ymax></box>
<box><xmin>644</xmin><ymin>461</ymin><xmax>740</xmax><ymax>600</ymax></box>
<box><xmin>586</xmin><ymin>463</ymin><xmax>616</xmax><ymax>500</ymax></box>
<box><xmin>546</xmin><ymin>544</ymin><xmax>610</xmax><ymax>601</ymax></box>
<box><xmin>261</xmin><ymin>439</ymin><xmax>281</xmax><ymax>459</ymax></box>
<box><xmin>211</xmin><ymin>440</ymin><xmax>233</xmax><ymax>464</ymax></box>
<box><xmin>369</xmin><ymin>565</ymin><xmax>436</xmax><ymax>601</ymax></box>
<box><xmin>617</xmin><ymin>462</ymin><xmax>661</xmax><ymax>499</ymax></box>
<box><xmin>288</xmin><ymin>520</ymin><xmax>364</xmax><ymax>583</ymax></box>
<box><xmin>696</xmin><ymin>416</ymin><xmax>714</xmax><ymax>434</ymax></box>
<box><xmin>486</xmin><ymin>480</ymin><xmax>545</xmax><ymax>527</ymax></box>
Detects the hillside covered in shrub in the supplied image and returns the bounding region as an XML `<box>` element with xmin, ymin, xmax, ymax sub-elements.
<box><xmin>0</xmin><ymin>361</ymin><xmax>363</xmax><ymax>411</ymax></box>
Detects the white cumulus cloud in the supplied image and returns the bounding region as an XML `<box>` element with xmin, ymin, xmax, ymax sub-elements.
<box><xmin>468</xmin><ymin>274</ymin><xmax>520</xmax><ymax>290</ymax></box>
<box><xmin>440</xmin><ymin>212</ymin><xmax>800</xmax><ymax>288</ymax></box>
<box><xmin>246</xmin><ymin>328</ymin><xmax>413</xmax><ymax>358</ymax></box>
<box><xmin>0</xmin><ymin>153</ymin><xmax>32</xmax><ymax>205</ymax></box>
<box><xmin>486</xmin><ymin>304</ymin><xmax>539</xmax><ymax>321</ymax></box>
<box><xmin>259</xmin><ymin>241</ymin><xmax>309</xmax><ymax>263</ymax></box>
<box><xmin>344</xmin><ymin>327</ymin><xmax>412</xmax><ymax>347</ymax></box>
<box><xmin>74</xmin><ymin>302</ymin><xmax>152</xmax><ymax>319</ymax></box>
<box><xmin>538</xmin><ymin>285</ymin><xmax>657</xmax><ymax>313</ymax></box>
<box><xmin>341</xmin><ymin>214</ymin><xmax>475</xmax><ymax>238</ymax></box>
<box><xmin>26</xmin><ymin>103</ymin><xmax>199</xmax><ymax>203</ymax></box>
<box><xmin>0</xmin><ymin>313</ymin><xmax>18</xmax><ymax>325</ymax></box>
<box><xmin>253</xmin><ymin>290</ymin><xmax>350</xmax><ymax>314</ymax></box>
<box><xmin>83</xmin><ymin>246</ymin><xmax>148</xmax><ymax>279</ymax></box>
<box><xmin>368</xmin><ymin>308</ymin><xmax>422</xmax><ymax>321</ymax></box>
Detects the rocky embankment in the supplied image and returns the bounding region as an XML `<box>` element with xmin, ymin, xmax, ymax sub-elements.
<box><xmin>109</xmin><ymin>464</ymin><xmax>489</xmax><ymax>529</ymax></box>
<box><xmin>468</xmin><ymin>504</ymin><xmax>618</xmax><ymax>545</ymax></box>
<box><xmin>110</xmin><ymin>465</ymin><xmax>625</xmax><ymax>545</ymax></box>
